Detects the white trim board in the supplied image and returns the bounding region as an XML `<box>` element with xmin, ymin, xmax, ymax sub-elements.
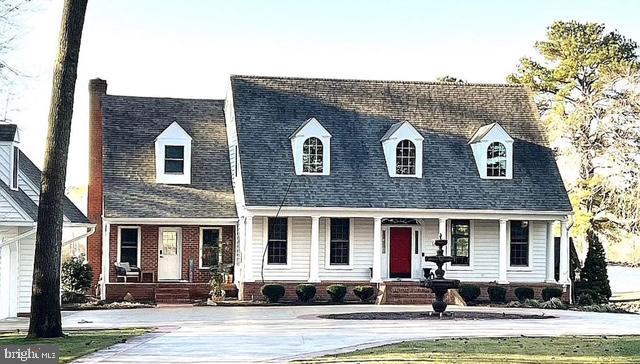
<box><xmin>104</xmin><ymin>217</ymin><xmax>237</xmax><ymax>225</ymax></box>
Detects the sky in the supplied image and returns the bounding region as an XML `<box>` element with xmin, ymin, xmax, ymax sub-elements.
<box><xmin>4</xmin><ymin>0</ymin><xmax>640</xmax><ymax>197</ymax></box>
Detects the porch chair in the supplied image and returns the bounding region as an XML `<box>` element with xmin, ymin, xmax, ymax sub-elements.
<box><xmin>114</xmin><ymin>262</ymin><xmax>141</xmax><ymax>283</ymax></box>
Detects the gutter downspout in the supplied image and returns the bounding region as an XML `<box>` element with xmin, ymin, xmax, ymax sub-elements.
<box><xmin>62</xmin><ymin>225</ymin><xmax>96</xmax><ymax>247</ymax></box>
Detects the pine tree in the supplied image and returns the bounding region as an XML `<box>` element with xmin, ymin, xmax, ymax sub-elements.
<box><xmin>580</xmin><ymin>228</ymin><xmax>612</xmax><ymax>301</ymax></box>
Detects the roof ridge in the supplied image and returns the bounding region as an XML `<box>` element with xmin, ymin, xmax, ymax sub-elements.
<box><xmin>230</xmin><ymin>74</ymin><xmax>524</xmax><ymax>88</ymax></box>
<box><xmin>104</xmin><ymin>94</ymin><xmax>223</xmax><ymax>102</ymax></box>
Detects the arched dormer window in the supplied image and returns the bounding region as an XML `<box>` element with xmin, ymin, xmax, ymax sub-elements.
<box><xmin>303</xmin><ymin>137</ymin><xmax>323</xmax><ymax>173</ymax></box>
<box><xmin>396</xmin><ymin>140</ymin><xmax>416</xmax><ymax>175</ymax></box>
<box><xmin>290</xmin><ymin>118</ymin><xmax>331</xmax><ymax>175</ymax></box>
<box><xmin>486</xmin><ymin>142</ymin><xmax>507</xmax><ymax>177</ymax></box>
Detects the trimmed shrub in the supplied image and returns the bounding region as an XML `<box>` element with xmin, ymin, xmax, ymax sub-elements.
<box><xmin>353</xmin><ymin>286</ymin><xmax>375</xmax><ymax>302</ymax></box>
<box><xmin>580</xmin><ymin>229</ymin><xmax>612</xmax><ymax>300</ymax></box>
<box><xmin>541</xmin><ymin>287</ymin><xmax>563</xmax><ymax>301</ymax></box>
<box><xmin>327</xmin><ymin>284</ymin><xmax>347</xmax><ymax>303</ymax></box>
<box><xmin>575</xmin><ymin>288</ymin><xmax>605</xmax><ymax>304</ymax></box>
<box><xmin>577</xmin><ymin>292</ymin><xmax>594</xmax><ymax>306</ymax></box>
<box><xmin>295</xmin><ymin>284</ymin><xmax>316</xmax><ymax>303</ymax></box>
<box><xmin>514</xmin><ymin>287</ymin><xmax>535</xmax><ymax>302</ymax></box>
<box><xmin>61</xmin><ymin>256</ymin><xmax>94</xmax><ymax>294</ymax></box>
<box><xmin>261</xmin><ymin>284</ymin><xmax>285</xmax><ymax>303</ymax></box>
<box><xmin>487</xmin><ymin>286</ymin><xmax>507</xmax><ymax>303</ymax></box>
<box><xmin>539</xmin><ymin>297</ymin><xmax>567</xmax><ymax>310</ymax></box>
<box><xmin>61</xmin><ymin>291</ymin><xmax>88</xmax><ymax>304</ymax></box>
<box><xmin>458</xmin><ymin>284</ymin><xmax>481</xmax><ymax>302</ymax></box>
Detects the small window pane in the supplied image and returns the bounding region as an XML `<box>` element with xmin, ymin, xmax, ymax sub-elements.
<box><xmin>330</xmin><ymin>218</ymin><xmax>350</xmax><ymax>265</ymax></box>
<box><xmin>201</xmin><ymin>228</ymin><xmax>220</xmax><ymax>268</ymax></box>
<box><xmin>162</xmin><ymin>231</ymin><xmax>178</xmax><ymax>255</ymax></box>
<box><xmin>164</xmin><ymin>145</ymin><xmax>185</xmax><ymax>174</ymax></box>
<box><xmin>487</xmin><ymin>142</ymin><xmax>507</xmax><ymax>177</ymax></box>
<box><xmin>451</xmin><ymin>220</ymin><xmax>470</xmax><ymax>266</ymax></box>
<box><xmin>120</xmin><ymin>228</ymin><xmax>139</xmax><ymax>266</ymax></box>
<box><xmin>302</xmin><ymin>137</ymin><xmax>323</xmax><ymax>173</ymax></box>
<box><xmin>396</xmin><ymin>140</ymin><xmax>416</xmax><ymax>175</ymax></box>
<box><xmin>268</xmin><ymin>218</ymin><xmax>288</xmax><ymax>264</ymax></box>
<box><xmin>510</xmin><ymin>220</ymin><xmax>529</xmax><ymax>266</ymax></box>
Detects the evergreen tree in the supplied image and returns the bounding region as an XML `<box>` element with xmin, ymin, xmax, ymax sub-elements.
<box><xmin>580</xmin><ymin>228</ymin><xmax>612</xmax><ymax>301</ymax></box>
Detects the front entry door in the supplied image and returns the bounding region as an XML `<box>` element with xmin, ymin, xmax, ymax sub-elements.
<box><xmin>158</xmin><ymin>227</ymin><xmax>182</xmax><ymax>280</ymax></box>
<box><xmin>390</xmin><ymin>227</ymin><xmax>412</xmax><ymax>278</ymax></box>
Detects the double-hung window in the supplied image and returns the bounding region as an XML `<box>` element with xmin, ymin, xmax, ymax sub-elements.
<box><xmin>450</xmin><ymin>220</ymin><xmax>470</xmax><ymax>266</ymax></box>
<box><xmin>119</xmin><ymin>227</ymin><xmax>140</xmax><ymax>267</ymax></box>
<box><xmin>510</xmin><ymin>220</ymin><xmax>529</xmax><ymax>266</ymax></box>
<box><xmin>329</xmin><ymin>218</ymin><xmax>350</xmax><ymax>265</ymax></box>
<box><xmin>267</xmin><ymin>218</ymin><xmax>288</xmax><ymax>264</ymax></box>
<box><xmin>164</xmin><ymin>145</ymin><xmax>185</xmax><ymax>174</ymax></box>
<box><xmin>200</xmin><ymin>228</ymin><xmax>221</xmax><ymax>269</ymax></box>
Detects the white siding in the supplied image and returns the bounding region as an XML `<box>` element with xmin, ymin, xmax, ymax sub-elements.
<box><xmin>0</xmin><ymin>190</ymin><xmax>28</xmax><ymax>221</ymax></box>
<box><xmin>18</xmin><ymin>172</ymin><xmax>39</xmax><ymax>204</ymax></box>
<box><xmin>17</xmin><ymin>230</ymin><xmax>35</xmax><ymax>313</ymax></box>
<box><xmin>0</xmin><ymin>144</ymin><xmax>12</xmax><ymax>186</ymax></box>
<box><xmin>245</xmin><ymin>216</ymin><xmax>550</xmax><ymax>284</ymax></box>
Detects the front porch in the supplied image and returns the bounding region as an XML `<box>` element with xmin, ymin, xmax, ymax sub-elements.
<box><xmin>237</xmin><ymin>212</ymin><xmax>572</xmax><ymax>302</ymax></box>
<box><xmin>102</xmin><ymin>222</ymin><xmax>237</xmax><ymax>303</ymax></box>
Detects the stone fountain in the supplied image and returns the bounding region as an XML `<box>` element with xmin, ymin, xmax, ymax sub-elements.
<box><xmin>424</xmin><ymin>238</ymin><xmax>460</xmax><ymax>313</ymax></box>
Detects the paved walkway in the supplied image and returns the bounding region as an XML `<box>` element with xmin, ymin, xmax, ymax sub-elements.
<box><xmin>2</xmin><ymin>305</ymin><xmax>640</xmax><ymax>363</ymax></box>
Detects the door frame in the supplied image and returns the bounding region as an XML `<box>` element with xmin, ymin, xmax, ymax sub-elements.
<box><xmin>383</xmin><ymin>225</ymin><xmax>422</xmax><ymax>279</ymax></box>
<box><xmin>158</xmin><ymin>227</ymin><xmax>183</xmax><ymax>281</ymax></box>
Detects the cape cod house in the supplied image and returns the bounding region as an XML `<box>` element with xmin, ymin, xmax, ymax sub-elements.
<box><xmin>87</xmin><ymin>76</ymin><xmax>573</xmax><ymax>304</ymax></box>
<box><xmin>0</xmin><ymin>124</ymin><xmax>94</xmax><ymax>318</ymax></box>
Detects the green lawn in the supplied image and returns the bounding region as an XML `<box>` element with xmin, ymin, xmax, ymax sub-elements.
<box><xmin>304</xmin><ymin>336</ymin><xmax>640</xmax><ymax>363</ymax></box>
<box><xmin>0</xmin><ymin>328</ymin><xmax>149</xmax><ymax>363</ymax></box>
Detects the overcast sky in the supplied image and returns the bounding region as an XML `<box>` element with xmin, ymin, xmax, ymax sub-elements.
<box><xmin>5</xmin><ymin>0</ymin><xmax>640</xmax><ymax>190</ymax></box>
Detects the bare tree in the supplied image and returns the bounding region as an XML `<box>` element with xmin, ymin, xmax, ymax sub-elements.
<box><xmin>28</xmin><ymin>0</ymin><xmax>88</xmax><ymax>338</ymax></box>
<box><xmin>0</xmin><ymin>0</ymin><xmax>31</xmax><ymax>121</ymax></box>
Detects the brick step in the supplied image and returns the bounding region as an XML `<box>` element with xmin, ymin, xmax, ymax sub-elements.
<box><xmin>156</xmin><ymin>298</ymin><xmax>191</xmax><ymax>304</ymax></box>
<box><xmin>386</xmin><ymin>298</ymin><xmax>435</xmax><ymax>305</ymax></box>
<box><xmin>156</xmin><ymin>285</ymin><xmax>191</xmax><ymax>290</ymax></box>
<box><xmin>387</xmin><ymin>292</ymin><xmax>435</xmax><ymax>299</ymax></box>
<box><xmin>388</xmin><ymin>288</ymin><xmax>431</xmax><ymax>294</ymax></box>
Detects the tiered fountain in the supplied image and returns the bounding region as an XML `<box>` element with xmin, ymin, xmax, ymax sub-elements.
<box><xmin>424</xmin><ymin>238</ymin><xmax>460</xmax><ymax>313</ymax></box>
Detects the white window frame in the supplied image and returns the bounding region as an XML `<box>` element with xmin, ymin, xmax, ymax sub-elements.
<box><xmin>446</xmin><ymin>219</ymin><xmax>475</xmax><ymax>271</ymax></box>
<box><xmin>486</xmin><ymin>142</ymin><xmax>508</xmax><ymax>178</ymax></box>
<box><xmin>199</xmin><ymin>227</ymin><xmax>223</xmax><ymax>270</ymax></box>
<box><xmin>290</xmin><ymin>118</ymin><xmax>331</xmax><ymax>176</ymax></box>
<box><xmin>262</xmin><ymin>216</ymin><xmax>292</xmax><ymax>269</ymax></box>
<box><xmin>381</xmin><ymin>121</ymin><xmax>423</xmax><ymax>178</ymax></box>
<box><xmin>302</xmin><ymin>137</ymin><xmax>325</xmax><ymax>174</ymax></box>
<box><xmin>155</xmin><ymin>122</ymin><xmax>192</xmax><ymax>184</ymax></box>
<box><xmin>10</xmin><ymin>146</ymin><xmax>18</xmax><ymax>190</ymax></box>
<box><xmin>324</xmin><ymin>217</ymin><xmax>354</xmax><ymax>270</ymax></box>
<box><xmin>469</xmin><ymin>123</ymin><xmax>513</xmax><ymax>180</ymax></box>
<box><xmin>507</xmin><ymin>220</ymin><xmax>534</xmax><ymax>271</ymax></box>
<box><xmin>116</xmin><ymin>226</ymin><xmax>142</xmax><ymax>268</ymax></box>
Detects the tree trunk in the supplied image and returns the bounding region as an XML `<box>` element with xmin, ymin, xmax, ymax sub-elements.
<box><xmin>27</xmin><ymin>0</ymin><xmax>88</xmax><ymax>339</ymax></box>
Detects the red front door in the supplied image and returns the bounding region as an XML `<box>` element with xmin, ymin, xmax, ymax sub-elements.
<box><xmin>390</xmin><ymin>227</ymin><xmax>412</xmax><ymax>278</ymax></box>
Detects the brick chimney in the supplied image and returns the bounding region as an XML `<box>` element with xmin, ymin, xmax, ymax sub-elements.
<box><xmin>87</xmin><ymin>78</ymin><xmax>107</xmax><ymax>291</ymax></box>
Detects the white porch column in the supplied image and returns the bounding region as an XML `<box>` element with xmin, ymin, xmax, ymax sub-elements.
<box><xmin>545</xmin><ymin>221</ymin><xmax>556</xmax><ymax>283</ymax></box>
<box><xmin>308</xmin><ymin>216</ymin><xmax>321</xmax><ymax>283</ymax></box>
<box><xmin>244</xmin><ymin>215</ymin><xmax>255</xmax><ymax>282</ymax></box>
<box><xmin>559</xmin><ymin>220</ymin><xmax>570</xmax><ymax>284</ymax></box>
<box><xmin>438</xmin><ymin>218</ymin><xmax>447</xmax><ymax>240</ymax></box>
<box><xmin>498</xmin><ymin>219</ymin><xmax>509</xmax><ymax>284</ymax></box>
<box><xmin>371</xmin><ymin>217</ymin><xmax>383</xmax><ymax>283</ymax></box>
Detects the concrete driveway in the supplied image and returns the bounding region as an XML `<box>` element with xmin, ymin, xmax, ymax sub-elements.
<box><xmin>3</xmin><ymin>304</ymin><xmax>640</xmax><ymax>363</ymax></box>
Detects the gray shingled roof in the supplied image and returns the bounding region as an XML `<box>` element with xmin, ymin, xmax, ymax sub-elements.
<box><xmin>231</xmin><ymin>75</ymin><xmax>572</xmax><ymax>212</ymax></box>
<box><xmin>18</xmin><ymin>151</ymin><xmax>90</xmax><ymax>224</ymax></box>
<box><xmin>0</xmin><ymin>179</ymin><xmax>38</xmax><ymax>220</ymax></box>
<box><xmin>102</xmin><ymin>95</ymin><xmax>237</xmax><ymax>219</ymax></box>
<box><xmin>0</xmin><ymin>124</ymin><xmax>17</xmax><ymax>141</ymax></box>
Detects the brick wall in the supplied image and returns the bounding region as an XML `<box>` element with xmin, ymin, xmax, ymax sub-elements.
<box><xmin>87</xmin><ymin>78</ymin><xmax>108</xmax><ymax>290</ymax></box>
<box><xmin>109</xmin><ymin>224</ymin><xmax>235</xmax><ymax>284</ymax></box>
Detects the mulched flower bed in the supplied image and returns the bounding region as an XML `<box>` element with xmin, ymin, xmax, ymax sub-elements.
<box><xmin>62</xmin><ymin>301</ymin><xmax>156</xmax><ymax>311</ymax></box>
<box><xmin>319</xmin><ymin>311</ymin><xmax>555</xmax><ymax>320</ymax></box>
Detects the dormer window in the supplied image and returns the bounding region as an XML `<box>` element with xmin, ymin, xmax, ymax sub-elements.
<box><xmin>469</xmin><ymin>122</ymin><xmax>513</xmax><ymax>179</ymax></box>
<box><xmin>302</xmin><ymin>137</ymin><xmax>324</xmax><ymax>173</ymax></box>
<box><xmin>381</xmin><ymin>121</ymin><xmax>423</xmax><ymax>178</ymax></box>
<box><xmin>290</xmin><ymin>118</ymin><xmax>331</xmax><ymax>175</ymax></box>
<box><xmin>164</xmin><ymin>145</ymin><xmax>185</xmax><ymax>174</ymax></box>
<box><xmin>396</xmin><ymin>140</ymin><xmax>416</xmax><ymax>175</ymax></box>
<box><xmin>486</xmin><ymin>142</ymin><xmax>506</xmax><ymax>177</ymax></box>
<box><xmin>155</xmin><ymin>122</ymin><xmax>192</xmax><ymax>184</ymax></box>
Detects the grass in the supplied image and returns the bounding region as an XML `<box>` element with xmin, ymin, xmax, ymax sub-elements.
<box><xmin>303</xmin><ymin>336</ymin><xmax>640</xmax><ymax>363</ymax></box>
<box><xmin>0</xmin><ymin>328</ymin><xmax>150</xmax><ymax>363</ymax></box>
